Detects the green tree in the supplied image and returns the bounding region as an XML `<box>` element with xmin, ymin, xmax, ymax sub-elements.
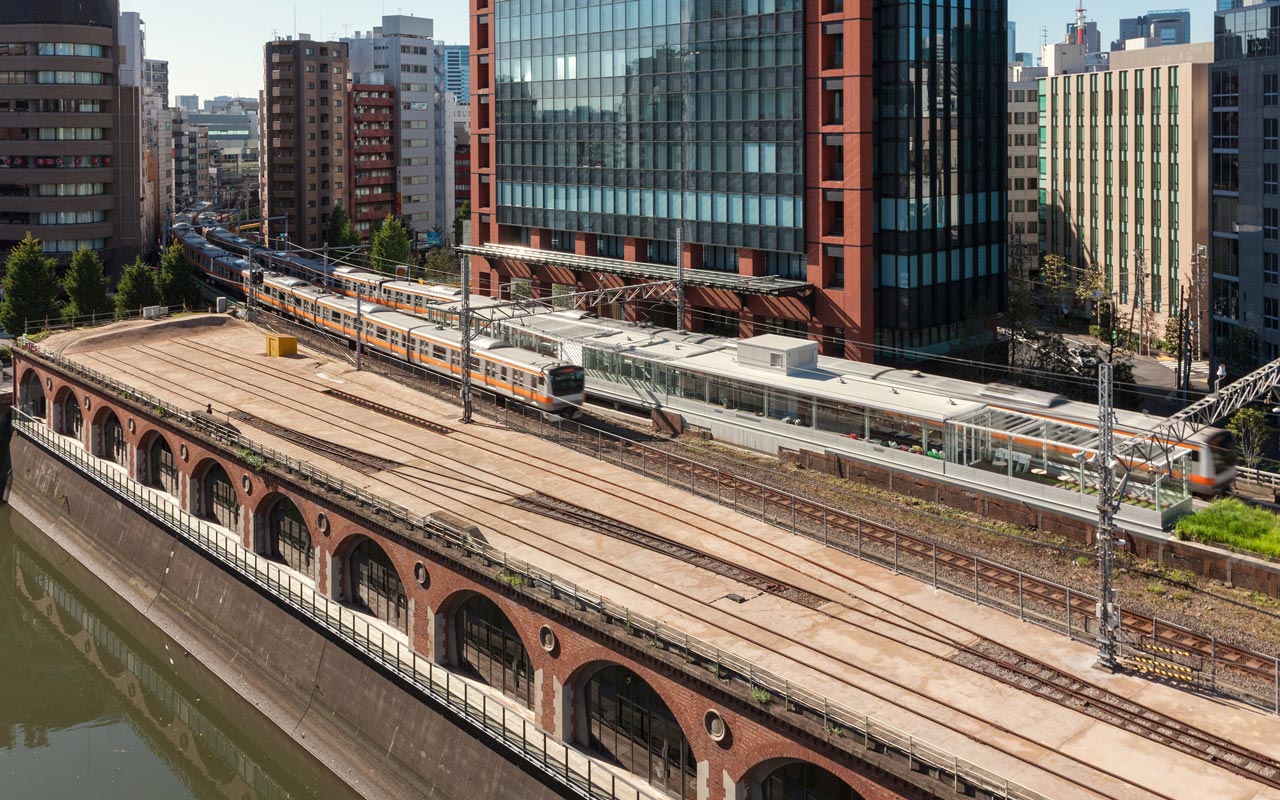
<box><xmin>326</xmin><ymin>203</ymin><xmax>358</xmax><ymax>247</ymax></box>
<box><xmin>422</xmin><ymin>246</ymin><xmax>460</xmax><ymax>282</ymax></box>
<box><xmin>0</xmin><ymin>233</ymin><xmax>60</xmax><ymax>336</ymax></box>
<box><xmin>370</xmin><ymin>213</ymin><xmax>411</xmax><ymax>274</ymax></box>
<box><xmin>1227</xmin><ymin>407</ymin><xmax>1270</xmax><ymax>470</ymax></box>
<box><xmin>156</xmin><ymin>242</ymin><xmax>199</xmax><ymax>309</ymax></box>
<box><xmin>453</xmin><ymin>200</ymin><xmax>470</xmax><ymax>245</ymax></box>
<box><xmin>114</xmin><ymin>257</ymin><xmax>162</xmax><ymax>317</ymax></box>
<box><xmin>1040</xmin><ymin>253</ymin><xmax>1071</xmax><ymax>320</ymax></box>
<box><xmin>60</xmin><ymin>246</ymin><xmax>113</xmax><ymax>323</ymax></box>
<box><xmin>1163</xmin><ymin>311</ymin><xmax>1184</xmax><ymax>361</ymax></box>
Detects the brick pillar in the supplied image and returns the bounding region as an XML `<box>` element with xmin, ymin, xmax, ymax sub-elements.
<box><xmin>623</xmin><ymin>237</ymin><xmax>643</xmax><ymax>262</ymax></box>
<box><xmin>530</xmin><ymin>227</ymin><xmax>549</xmax><ymax>250</ymax></box>
<box><xmin>575</xmin><ymin>231</ymin><xmax>596</xmax><ymax>256</ymax></box>
<box><xmin>739</xmin><ymin>307</ymin><xmax>756</xmax><ymax>339</ymax></box>
<box><xmin>738</xmin><ymin>247</ymin><xmax>766</xmax><ymax>277</ymax></box>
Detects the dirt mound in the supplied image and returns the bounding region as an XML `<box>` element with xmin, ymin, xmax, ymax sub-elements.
<box><xmin>56</xmin><ymin>313</ymin><xmax>243</xmax><ymax>355</ymax></box>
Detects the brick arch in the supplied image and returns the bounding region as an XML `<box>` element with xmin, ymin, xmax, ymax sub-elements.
<box><xmin>729</xmin><ymin>745</ymin><xmax>880</xmax><ymax>800</ymax></box>
<box><xmin>251</xmin><ymin>490</ymin><xmax>319</xmax><ymax>579</ymax></box>
<box><xmin>557</xmin><ymin>644</ymin><xmax>716</xmax><ymax>764</ymax></box>
<box><xmin>329</xmin><ymin>530</ymin><xmax>412</xmax><ymax>635</ymax></box>
<box><xmin>16</xmin><ymin>366</ymin><xmax>47</xmax><ymax>419</ymax></box>
<box><xmin>434</xmin><ymin>587</ymin><xmax>540</xmax><ymax>663</ymax></box>
<box><xmin>559</xmin><ymin>651</ymin><xmax>708</xmax><ymax>799</ymax></box>
<box><xmin>135</xmin><ymin>426</ymin><xmax>175</xmax><ymax>487</ymax></box>
<box><xmin>189</xmin><ymin>455</ymin><xmax>246</xmax><ymax>534</ymax></box>
<box><xmin>50</xmin><ymin>384</ymin><xmax>85</xmax><ymax>441</ymax></box>
<box><xmin>88</xmin><ymin>402</ymin><xmax>127</xmax><ymax>462</ymax></box>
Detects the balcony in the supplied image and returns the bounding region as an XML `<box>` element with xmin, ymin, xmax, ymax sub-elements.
<box><xmin>272</xmin><ymin>119</ymin><xmax>295</xmax><ymax>132</ymax></box>
<box><xmin>356</xmin><ymin>191</ymin><xmax>393</xmax><ymax>204</ymax></box>
<box><xmin>356</xmin><ymin>175</ymin><xmax>392</xmax><ymax>187</ymax></box>
<box><xmin>357</xmin><ymin>158</ymin><xmax>392</xmax><ymax>170</ymax></box>
<box><xmin>270</xmin><ymin>170</ymin><xmax>296</xmax><ymax>182</ymax></box>
<box><xmin>354</xmin><ymin>111</ymin><xmax>392</xmax><ymax>123</ymax></box>
<box><xmin>354</xmin><ymin>127</ymin><xmax>392</xmax><ymax>139</ymax></box>
<box><xmin>355</xmin><ymin>96</ymin><xmax>394</xmax><ymax>107</ymax></box>
<box><xmin>274</xmin><ymin>153</ymin><xmax>296</xmax><ymax>166</ymax></box>
<box><xmin>271</xmin><ymin>52</ymin><xmax>294</xmax><ymax>64</ymax></box>
<box><xmin>271</xmin><ymin>85</ymin><xmax>295</xmax><ymax>98</ymax></box>
<box><xmin>354</xmin><ymin>142</ymin><xmax>393</xmax><ymax>155</ymax></box>
<box><xmin>271</xmin><ymin>69</ymin><xmax>294</xmax><ymax>82</ymax></box>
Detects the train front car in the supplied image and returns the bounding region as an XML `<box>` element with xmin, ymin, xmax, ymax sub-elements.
<box><xmin>544</xmin><ymin>363</ymin><xmax>586</xmax><ymax>416</ymax></box>
<box><xmin>1197</xmin><ymin>428</ymin><xmax>1237</xmax><ymax>495</ymax></box>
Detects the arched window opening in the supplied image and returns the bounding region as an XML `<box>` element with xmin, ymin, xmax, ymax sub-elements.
<box><xmin>146</xmin><ymin>435</ymin><xmax>179</xmax><ymax>495</ymax></box>
<box><xmin>584</xmin><ymin>665</ymin><xmax>696</xmax><ymax>799</ymax></box>
<box><xmin>760</xmin><ymin>762</ymin><xmax>859</xmax><ymax>800</ymax></box>
<box><xmin>58</xmin><ymin>391</ymin><xmax>82</xmax><ymax>439</ymax></box>
<box><xmin>98</xmin><ymin>411</ymin><xmax>125</xmax><ymax>464</ymax></box>
<box><xmin>18</xmin><ymin>372</ymin><xmax>45</xmax><ymax>419</ymax></box>
<box><xmin>267</xmin><ymin>498</ymin><xmax>315</xmax><ymax>579</ymax></box>
<box><xmin>455</xmin><ymin>594</ymin><xmax>533</xmax><ymax>708</ymax></box>
<box><xmin>200</xmin><ymin>463</ymin><xmax>239</xmax><ymax>530</ymax></box>
<box><xmin>348</xmin><ymin>538</ymin><xmax>407</xmax><ymax>633</ymax></box>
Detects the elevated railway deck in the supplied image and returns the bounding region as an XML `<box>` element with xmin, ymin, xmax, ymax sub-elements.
<box><xmin>33</xmin><ymin>314</ymin><xmax>1280</xmax><ymax>800</ymax></box>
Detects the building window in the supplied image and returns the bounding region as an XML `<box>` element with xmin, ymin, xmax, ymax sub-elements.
<box><xmin>1267</xmin><ymin>252</ymin><xmax>1280</xmax><ymax>285</ymax></box>
<box><xmin>1268</xmin><ymin>208</ymin><xmax>1280</xmax><ymax>239</ymax></box>
<box><xmin>1267</xmin><ymin>297</ymin><xmax>1280</xmax><ymax>331</ymax></box>
<box><xmin>1269</xmin><ymin>163</ymin><xmax>1280</xmax><ymax>195</ymax></box>
<box><xmin>1267</xmin><ymin>73</ymin><xmax>1280</xmax><ymax>106</ymax></box>
<box><xmin>1267</xmin><ymin>118</ymin><xmax>1279</xmax><ymax>151</ymax></box>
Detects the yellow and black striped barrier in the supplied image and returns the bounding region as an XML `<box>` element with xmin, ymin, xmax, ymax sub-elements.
<box><xmin>1126</xmin><ymin>656</ymin><xmax>1197</xmax><ymax>683</ymax></box>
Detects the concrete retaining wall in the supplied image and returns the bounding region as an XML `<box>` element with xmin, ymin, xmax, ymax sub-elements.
<box><xmin>5</xmin><ymin>433</ymin><xmax>567</xmax><ymax>800</ymax></box>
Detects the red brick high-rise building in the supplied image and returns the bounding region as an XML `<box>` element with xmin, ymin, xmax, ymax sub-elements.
<box><xmin>346</xmin><ymin>83</ymin><xmax>397</xmax><ymax>239</ymax></box>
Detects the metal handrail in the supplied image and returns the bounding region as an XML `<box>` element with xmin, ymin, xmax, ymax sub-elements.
<box><xmin>14</xmin><ymin>340</ymin><xmax>1053</xmax><ymax>800</ymax></box>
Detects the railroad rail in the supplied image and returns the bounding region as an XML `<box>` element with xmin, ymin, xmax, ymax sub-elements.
<box><xmin>241</xmin><ymin>306</ymin><xmax>1280</xmax><ymax>714</ymax></box>
<box><xmin>16</xmin><ymin>341</ymin><xmax>1057</xmax><ymax>800</ymax></box>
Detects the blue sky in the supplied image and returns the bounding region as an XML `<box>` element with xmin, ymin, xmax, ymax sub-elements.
<box><xmin>135</xmin><ymin>0</ymin><xmax>1220</xmax><ymax>102</ymax></box>
<box><xmin>131</xmin><ymin>0</ymin><xmax>471</xmax><ymax>102</ymax></box>
<box><xmin>1009</xmin><ymin>0</ymin><xmax>1217</xmax><ymax>58</ymax></box>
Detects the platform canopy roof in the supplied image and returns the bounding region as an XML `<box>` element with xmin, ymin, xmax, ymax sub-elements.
<box><xmin>458</xmin><ymin>243</ymin><xmax>812</xmax><ymax>297</ymax></box>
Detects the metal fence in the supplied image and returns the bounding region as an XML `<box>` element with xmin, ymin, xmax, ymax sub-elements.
<box><xmin>13</xmin><ymin>342</ymin><xmax>1053</xmax><ymax>800</ymax></box>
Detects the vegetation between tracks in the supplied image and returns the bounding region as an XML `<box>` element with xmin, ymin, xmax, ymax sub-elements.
<box><xmin>1175</xmin><ymin>499</ymin><xmax>1280</xmax><ymax>559</ymax></box>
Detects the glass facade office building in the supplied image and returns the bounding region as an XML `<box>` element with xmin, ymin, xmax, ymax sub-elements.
<box><xmin>1211</xmin><ymin>0</ymin><xmax>1280</xmax><ymax>364</ymax></box>
<box><xmin>472</xmin><ymin>0</ymin><xmax>1007</xmax><ymax>360</ymax></box>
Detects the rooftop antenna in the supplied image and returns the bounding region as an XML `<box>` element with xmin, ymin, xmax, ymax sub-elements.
<box><xmin>1075</xmin><ymin>2</ymin><xmax>1087</xmax><ymax>46</ymax></box>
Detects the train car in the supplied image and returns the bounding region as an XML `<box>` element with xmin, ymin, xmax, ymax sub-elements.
<box><xmin>216</xmin><ymin>248</ymin><xmax>584</xmax><ymax>416</ymax></box>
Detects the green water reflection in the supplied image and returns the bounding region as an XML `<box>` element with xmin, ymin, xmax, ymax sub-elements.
<box><xmin>0</xmin><ymin>505</ymin><xmax>362</xmax><ymax>800</ymax></box>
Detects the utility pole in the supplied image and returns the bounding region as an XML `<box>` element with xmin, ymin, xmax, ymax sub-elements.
<box><xmin>322</xmin><ymin>242</ymin><xmax>330</xmax><ymax>288</ymax></box>
<box><xmin>676</xmin><ymin>223</ymin><xmax>686</xmax><ymax>333</ymax></box>
<box><xmin>354</xmin><ymin>288</ymin><xmax>363</xmax><ymax>371</ymax></box>
<box><xmin>459</xmin><ymin>252</ymin><xmax>474</xmax><ymax>423</ymax></box>
<box><xmin>1095</xmin><ymin>360</ymin><xmax>1121</xmax><ymax>671</ymax></box>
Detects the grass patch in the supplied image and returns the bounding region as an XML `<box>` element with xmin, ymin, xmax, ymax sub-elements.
<box><xmin>1174</xmin><ymin>499</ymin><xmax>1280</xmax><ymax>559</ymax></box>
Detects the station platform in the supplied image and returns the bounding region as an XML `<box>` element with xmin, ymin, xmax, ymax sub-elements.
<box><xmin>39</xmin><ymin>315</ymin><xmax>1280</xmax><ymax>800</ymax></box>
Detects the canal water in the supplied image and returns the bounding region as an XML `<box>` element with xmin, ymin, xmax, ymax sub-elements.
<box><xmin>0</xmin><ymin>505</ymin><xmax>364</xmax><ymax>800</ymax></box>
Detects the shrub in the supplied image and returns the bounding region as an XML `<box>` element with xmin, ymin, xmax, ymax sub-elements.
<box><xmin>235</xmin><ymin>447</ymin><xmax>266</xmax><ymax>472</ymax></box>
<box><xmin>1174</xmin><ymin>499</ymin><xmax>1280</xmax><ymax>559</ymax></box>
<box><xmin>750</xmin><ymin>687</ymin><xmax>773</xmax><ymax>706</ymax></box>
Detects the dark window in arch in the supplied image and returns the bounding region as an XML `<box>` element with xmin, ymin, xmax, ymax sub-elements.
<box><xmin>100</xmin><ymin>411</ymin><xmax>125</xmax><ymax>463</ymax></box>
<box><xmin>761</xmin><ymin>762</ymin><xmax>859</xmax><ymax>800</ymax></box>
<box><xmin>201</xmin><ymin>463</ymin><xmax>239</xmax><ymax>530</ymax></box>
<box><xmin>147</xmin><ymin>435</ymin><xmax>179</xmax><ymax>495</ymax></box>
<box><xmin>348</xmin><ymin>538</ymin><xmax>407</xmax><ymax>633</ymax></box>
<box><xmin>59</xmin><ymin>392</ymin><xmax>82</xmax><ymax>439</ymax></box>
<box><xmin>18</xmin><ymin>372</ymin><xmax>45</xmax><ymax>418</ymax></box>
<box><xmin>455</xmin><ymin>594</ymin><xmax>533</xmax><ymax>708</ymax></box>
<box><xmin>584</xmin><ymin>665</ymin><xmax>695</xmax><ymax>799</ymax></box>
<box><xmin>267</xmin><ymin>498</ymin><xmax>315</xmax><ymax>578</ymax></box>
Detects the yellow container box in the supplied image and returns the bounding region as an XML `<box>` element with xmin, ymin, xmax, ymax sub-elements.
<box><xmin>265</xmin><ymin>334</ymin><xmax>297</xmax><ymax>357</ymax></box>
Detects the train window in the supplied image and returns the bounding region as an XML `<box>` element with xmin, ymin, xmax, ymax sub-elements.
<box><xmin>432</xmin><ymin>345</ymin><xmax>446</xmax><ymax>361</ymax></box>
<box><xmin>376</xmin><ymin>327</ymin><xmax>388</xmax><ymax>341</ymax></box>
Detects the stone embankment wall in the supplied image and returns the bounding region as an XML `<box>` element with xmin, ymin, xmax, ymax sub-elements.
<box><xmin>6</xmin><ymin>432</ymin><xmax>566</xmax><ymax>800</ymax></box>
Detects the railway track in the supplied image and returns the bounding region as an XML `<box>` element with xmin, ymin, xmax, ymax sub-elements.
<box><xmin>199</xmin><ymin>310</ymin><xmax>1280</xmax><ymax>697</ymax></box>
<box><xmin>81</xmin><ymin>335</ymin><xmax>1280</xmax><ymax>798</ymax></box>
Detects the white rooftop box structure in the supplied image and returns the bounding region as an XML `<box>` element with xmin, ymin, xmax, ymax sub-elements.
<box><xmin>736</xmin><ymin>335</ymin><xmax>818</xmax><ymax>375</ymax></box>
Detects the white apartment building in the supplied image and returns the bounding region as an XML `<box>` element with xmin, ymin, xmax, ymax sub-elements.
<box><xmin>346</xmin><ymin>15</ymin><xmax>455</xmax><ymax>244</ymax></box>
